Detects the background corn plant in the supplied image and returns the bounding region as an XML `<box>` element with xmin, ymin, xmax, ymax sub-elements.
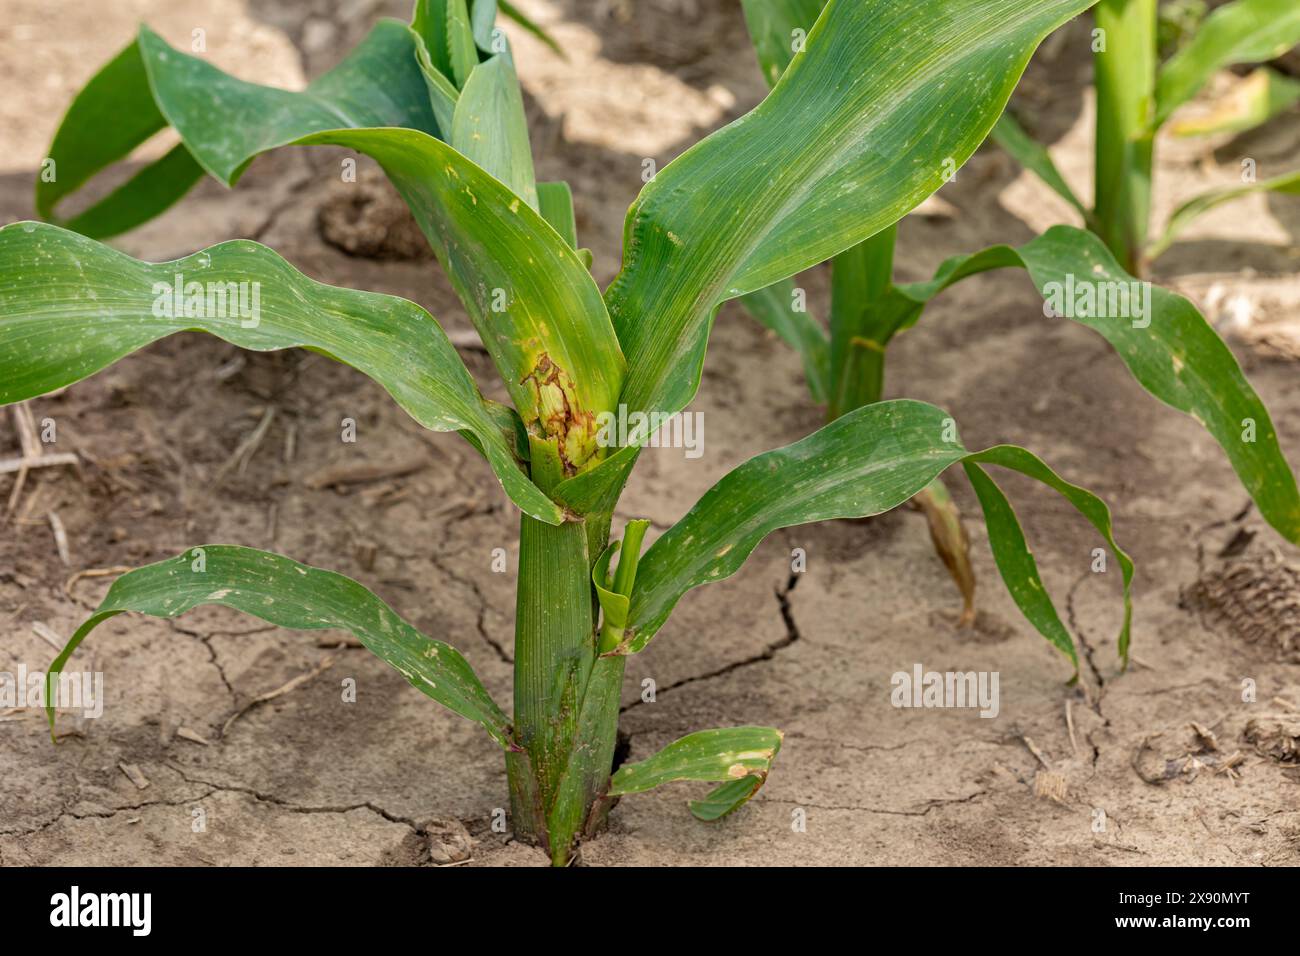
<box><xmin>737</xmin><ymin>0</ymin><xmax>1300</xmax><ymax>625</ymax></box>
<box><xmin>992</xmin><ymin>0</ymin><xmax>1300</xmax><ymax>273</ymax></box>
<box><xmin>3</xmin><ymin>0</ymin><xmax>1296</xmax><ymax>864</ymax></box>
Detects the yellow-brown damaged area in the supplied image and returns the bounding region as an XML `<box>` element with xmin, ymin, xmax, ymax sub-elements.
<box><xmin>519</xmin><ymin>352</ymin><xmax>604</xmax><ymax>476</ymax></box>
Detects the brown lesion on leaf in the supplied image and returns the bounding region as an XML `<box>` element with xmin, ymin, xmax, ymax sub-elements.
<box><xmin>520</xmin><ymin>352</ymin><xmax>601</xmax><ymax>476</ymax></box>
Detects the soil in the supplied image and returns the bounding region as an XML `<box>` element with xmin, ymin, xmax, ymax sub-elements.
<box><xmin>2</xmin><ymin>0</ymin><xmax>1299</xmax><ymax>867</ymax></box>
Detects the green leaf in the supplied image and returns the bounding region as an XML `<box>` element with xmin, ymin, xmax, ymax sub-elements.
<box><xmin>34</xmin><ymin>40</ymin><xmax>205</xmax><ymax>239</ymax></box>
<box><xmin>470</xmin><ymin>0</ymin><xmax>501</xmax><ymax>52</ymax></box>
<box><xmin>446</xmin><ymin>0</ymin><xmax>480</xmax><ymax>88</ymax></box>
<box><xmin>963</xmin><ymin>445</ymin><xmax>1134</xmax><ymax>667</ymax></box>
<box><xmin>498</xmin><ymin>0</ymin><xmax>566</xmax><ymax>58</ymax></box>
<box><xmin>689</xmin><ymin>777</ymin><xmax>766</xmax><ymax>822</ymax></box>
<box><xmin>537</xmin><ymin>181</ymin><xmax>578</xmax><ymax>248</ymax></box>
<box><xmin>887</xmin><ymin>225</ymin><xmax>1300</xmax><ymax>542</ymax></box>
<box><xmin>1147</xmin><ymin>168</ymin><xmax>1300</xmax><ymax>259</ymax></box>
<box><xmin>137</xmin><ymin>21</ymin><xmax>439</xmax><ymax>188</ymax></box>
<box><xmin>606</xmin><ymin>0</ymin><xmax>1094</xmax><ymax>417</ymax></box>
<box><xmin>0</xmin><ymin>221</ymin><xmax>563</xmax><ymax>525</ymax></box>
<box><xmin>826</xmin><ymin>225</ymin><xmax>897</xmax><ymax>418</ymax></box>
<box><xmin>451</xmin><ymin>54</ymin><xmax>539</xmax><ymax>210</ymax></box>
<box><xmin>739</xmin><ymin>0</ymin><xmax>825</xmax><ymax>86</ymax></box>
<box><xmin>545</xmin><ymin>655</ymin><xmax>624</xmax><ymax>858</ymax></box>
<box><xmin>291</xmin><ymin>128</ymin><xmax>625</xmax><ymax>473</ymax></box>
<box><xmin>412</xmin><ymin>0</ymin><xmax>455</xmax><ymax>79</ymax></box>
<box><xmin>46</xmin><ymin>547</ymin><xmax>511</xmax><ymax>747</ymax></box>
<box><xmin>412</xmin><ymin>24</ymin><xmax>462</xmax><ymax>136</ymax></box>
<box><xmin>1153</xmin><ymin>0</ymin><xmax>1300</xmax><ymax>129</ymax></box>
<box><xmin>622</xmin><ymin>399</ymin><xmax>1131</xmax><ymax>666</ymax></box>
<box><xmin>737</xmin><ymin>278</ymin><xmax>830</xmax><ymax>404</ymax></box>
<box><xmin>1170</xmin><ymin>66</ymin><xmax>1300</xmax><ymax>137</ymax></box>
<box><xmin>608</xmin><ymin>727</ymin><xmax>782</xmax><ymax>812</ymax></box>
<box><xmin>991</xmin><ymin>111</ymin><xmax>1090</xmax><ymax>220</ymax></box>
<box><xmin>594</xmin><ymin>520</ymin><xmax>650</xmax><ymax>653</ymax></box>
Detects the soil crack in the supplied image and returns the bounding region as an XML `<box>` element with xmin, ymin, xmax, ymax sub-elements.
<box><xmin>621</xmin><ymin>573</ymin><xmax>802</xmax><ymax>713</ymax></box>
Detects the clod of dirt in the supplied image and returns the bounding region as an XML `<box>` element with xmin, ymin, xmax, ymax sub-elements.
<box><xmin>1185</xmin><ymin>555</ymin><xmax>1300</xmax><ymax>662</ymax></box>
<box><xmin>1243</xmin><ymin>714</ymin><xmax>1300</xmax><ymax>763</ymax></box>
<box><xmin>317</xmin><ymin>168</ymin><xmax>430</xmax><ymax>261</ymax></box>
<box><xmin>425</xmin><ymin>819</ymin><xmax>475</xmax><ymax>865</ymax></box>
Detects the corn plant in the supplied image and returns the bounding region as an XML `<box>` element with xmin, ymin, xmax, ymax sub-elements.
<box><xmin>5</xmin><ymin>0</ymin><xmax>1300</xmax><ymax>866</ymax></box>
<box><xmin>992</xmin><ymin>0</ymin><xmax>1300</xmax><ymax>274</ymax></box>
<box><xmin>737</xmin><ymin>0</ymin><xmax>1300</xmax><ymax>626</ymax></box>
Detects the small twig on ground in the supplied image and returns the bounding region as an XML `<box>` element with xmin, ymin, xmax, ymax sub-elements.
<box><xmin>2</xmin><ymin>403</ymin><xmax>80</xmax><ymax>520</ymax></box>
<box><xmin>64</xmin><ymin>566</ymin><xmax>134</xmax><ymax>602</ymax></box>
<box><xmin>47</xmin><ymin>511</ymin><xmax>70</xmax><ymax>565</ymax></box>
<box><xmin>214</xmin><ymin>405</ymin><xmax>276</xmax><ymax>484</ymax></box>
<box><xmin>30</xmin><ymin>621</ymin><xmax>64</xmax><ymax>652</ymax></box>
<box><xmin>220</xmin><ymin>655</ymin><xmax>334</xmax><ymax>738</ymax></box>
<box><xmin>118</xmin><ymin>762</ymin><xmax>151</xmax><ymax>790</ymax></box>
<box><xmin>1065</xmin><ymin>700</ymin><xmax>1079</xmax><ymax>758</ymax></box>
<box><xmin>1020</xmin><ymin>733</ymin><xmax>1053</xmax><ymax>770</ymax></box>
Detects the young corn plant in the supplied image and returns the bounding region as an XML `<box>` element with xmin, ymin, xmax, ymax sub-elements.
<box><xmin>737</xmin><ymin>0</ymin><xmax>1300</xmax><ymax>627</ymax></box>
<box><xmin>992</xmin><ymin>0</ymin><xmax>1300</xmax><ymax>274</ymax></box>
<box><xmin>4</xmin><ymin>0</ymin><xmax>1298</xmax><ymax>865</ymax></box>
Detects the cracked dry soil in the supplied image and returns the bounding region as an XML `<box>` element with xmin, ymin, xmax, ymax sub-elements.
<box><xmin>3</xmin><ymin>0</ymin><xmax>1300</xmax><ymax>866</ymax></box>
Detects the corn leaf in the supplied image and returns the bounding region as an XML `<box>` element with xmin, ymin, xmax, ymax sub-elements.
<box><xmin>134</xmin><ymin>23</ymin><xmax>439</xmax><ymax>187</ymax></box>
<box><xmin>735</xmin><ymin>0</ymin><xmax>832</xmax><ymax>407</ymax></box>
<box><xmin>451</xmin><ymin>53</ymin><xmax>539</xmax><ymax>210</ymax></box>
<box><xmin>1153</xmin><ymin>0</ymin><xmax>1300</xmax><ymax>129</ymax></box>
<box><xmin>991</xmin><ymin>111</ymin><xmax>1090</xmax><ymax>220</ymax></box>
<box><xmin>608</xmin><ymin>726</ymin><xmax>782</xmax><ymax>817</ymax></box>
<box><xmin>1171</xmin><ymin>66</ymin><xmax>1300</xmax><ymax>137</ymax></box>
<box><xmin>1147</xmin><ymin>168</ymin><xmax>1300</xmax><ymax>259</ymax></box>
<box><xmin>622</xmin><ymin>400</ymin><xmax>1131</xmax><ymax>668</ymax></box>
<box><xmin>498</xmin><ymin>0</ymin><xmax>565</xmax><ymax>58</ymax></box>
<box><xmin>412</xmin><ymin>0</ymin><xmax>456</xmax><ymax>80</ymax></box>
<box><xmin>537</xmin><ymin>181</ymin><xmax>578</xmax><ymax>248</ymax></box>
<box><xmin>470</xmin><ymin>0</ymin><xmax>500</xmax><ymax>52</ymax></box>
<box><xmin>120</xmin><ymin>14</ymin><xmax>610</xmax><ymax>457</ymax></box>
<box><xmin>0</xmin><ymin>221</ymin><xmax>563</xmax><ymax>525</ymax></box>
<box><xmin>291</xmin><ymin>128</ymin><xmax>624</xmax><ymax>469</ymax></box>
<box><xmin>64</xmin><ymin>21</ymin><xmax>432</xmax><ymax>224</ymax></box>
<box><xmin>411</xmin><ymin>23</ymin><xmax>461</xmax><ymax>135</ymax></box>
<box><xmin>607</xmin><ymin>0</ymin><xmax>1094</xmax><ymax>417</ymax></box>
<box><xmin>45</xmin><ymin>547</ymin><xmax>512</xmax><ymax>747</ymax></box>
<box><xmin>737</xmin><ymin>277</ymin><xmax>830</xmax><ymax>404</ymax></box>
<box><xmin>33</xmin><ymin>40</ymin><xmax>205</xmax><ymax>239</ymax></box>
<box><xmin>963</xmin><ymin>446</ymin><xmax>1135</xmax><ymax>667</ymax></box>
<box><xmin>546</xmin><ymin>655</ymin><xmax>624</xmax><ymax>858</ymax></box>
<box><xmin>446</xmin><ymin>0</ymin><xmax>479</xmax><ymax>88</ymax></box>
<box><xmin>739</xmin><ymin>0</ymin><xmax>824</xmax><ymax>86</ymax></box>
<box><xmin>883</xmin><ymin>225</ymin><xmax>1300</xmax><ymax>542</ymax></box>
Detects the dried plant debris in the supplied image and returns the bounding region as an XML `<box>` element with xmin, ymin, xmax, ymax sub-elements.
<box><xmin>425</xmin><ymin>818</ymin><xmax>475</xmax><ymax>866</ymax></box>
<box><xmin>1133</xmin><ymin>726</ymin><xmax>1247</xmax><ymax>784</ymax></box>
<box><xmin>1186</xmin><ymin>554</ymin><xmax>1300</xmax><ymax>662</ymax></box>
<box><xmin>1244</xmin><ymin>714</ymin><xmax>1300</xmax><ymax>763</ymax></box>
